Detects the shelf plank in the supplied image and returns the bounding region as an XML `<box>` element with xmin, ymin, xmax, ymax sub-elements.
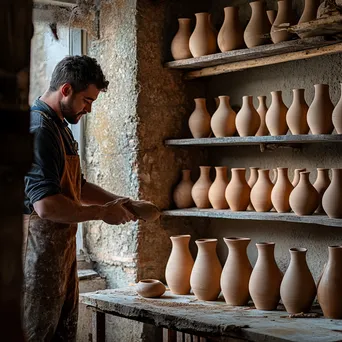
<box><xmin>162</xmin><ymin>208</ymin><xmax>342</xmax><ymax>228</ymax></box>
<box><xmin>165</xmin><ymin>134</ymin><xmax>342</xmax><ymax>147</ymax></box>
<box><xmin>165</xmin><ymin>36</ymin><xmax>340</xmax><ymax>69</ymax></box>
<box><xmin>184</xmin><ymin>42</ymin><xmax>342</xmax><ymax>79</ymax></box>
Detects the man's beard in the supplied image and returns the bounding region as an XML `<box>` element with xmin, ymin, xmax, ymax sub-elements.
<box><xmin>60</xmin><ymin>100</ymin><xmax>80</xmax><ymax>125</ymax></box>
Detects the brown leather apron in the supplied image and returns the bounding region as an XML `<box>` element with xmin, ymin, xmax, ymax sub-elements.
<box><xmin>23</xmin><ymin>111</ymin><xmax>81</xmax><ymax>341</ymax></box>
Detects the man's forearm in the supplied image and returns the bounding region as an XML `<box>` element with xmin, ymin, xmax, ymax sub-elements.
<box><xmin>33</xmin><ymin>194</ymin><xmax>104</xmax><ymax>224</ymax></box>
<box><xmin>81</xmin><ymin>182</ymin><xmax>124</xmax><ymax>205</ymax></box>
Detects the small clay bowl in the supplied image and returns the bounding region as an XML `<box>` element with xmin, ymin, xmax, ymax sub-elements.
<box><xmin>136</xmin><ymin>279</ymin><xmax>166</xmax><ymax>298</ymax></box>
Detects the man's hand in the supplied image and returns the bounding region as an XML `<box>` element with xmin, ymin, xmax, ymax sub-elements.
<box><xmin>101</xmin><ymin>198</ymin><xmax>138</xmax><ymax>225</ymax></box>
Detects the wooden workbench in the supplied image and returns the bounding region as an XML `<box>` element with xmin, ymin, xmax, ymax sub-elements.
<box><xmin>80</xmin><ymin>287</ymin><xmax>342</xmax><ymax>342</ymax></box>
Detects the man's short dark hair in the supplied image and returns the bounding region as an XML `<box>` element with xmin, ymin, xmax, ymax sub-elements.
<box><xmin>49</xmin><ymin>55</ymin><xmax>109</xmax><ymax>93</ymax></box>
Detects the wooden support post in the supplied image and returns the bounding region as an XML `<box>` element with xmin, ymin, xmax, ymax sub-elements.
<box><xmin>92</xmin><ymin>310</ymin><xmax>106</xmax><ymax>342</ymax></box>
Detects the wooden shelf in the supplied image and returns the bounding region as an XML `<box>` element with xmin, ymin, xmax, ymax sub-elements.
<box><xmin>162</xmin><ymin>208</ymin><xmax>342</xmax><ymax>228</ymax></box>
<box><xmin>165</xmin><ymin>134</ymin><xmax>342</xmax><ymax>147</ymax></box>
<box><xmin>164</xmin><ymin>36</ymin><xmax>342</xmax><ymax>79</ymax></box>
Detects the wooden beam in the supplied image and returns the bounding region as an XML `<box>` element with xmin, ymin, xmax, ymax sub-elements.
<box><xmin>92</xmin><ymin>310</ymin><xmax>106</xmax><ymax>342</ymax></box>
<box><xmin>184</xmin><ymin>42</ymin><xmax>342</xmax><ymax>79</ymax></box>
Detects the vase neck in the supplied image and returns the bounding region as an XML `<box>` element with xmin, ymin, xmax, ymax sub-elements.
<box><xmin>224</xmin><ymin>6</ymin><xmax>238</xmax><ymax>20</ymax></box>
<box><xmin>328</xmin><ymin>246</ymin><xmax>342</xmax><ymax>265</ymax></box>
<box><xmin>195</xmin><ymin>12</ymin><xmax>209</xmax><ymax>25</ymax></box>
<box><xmin>314</xmin><ymin>84</ymin><xmax>329</xmax><ymax>97</ymax></box>
<box><xmin>257</xmin><ymin>96</ymin><xmax>266</xmax><ymax>107</ymax></box>
<box><xmin>277</xmin><ymin>0</ymin><xmax>291</xmax><ymax>12</ymax></box>
<box><xmin>299</xmin><ymin>171</ymin><xmax>311</xmax><ymax>185</ymax></box>
<box><xmin>293</xmin><ymin>89</ymin><xmax>305</xmax><ymax>101</ymax></box>
<box><xmin>196</xmin><ymin>239</ymin><xmax>217</xmax><ymax>254</ymax></box>
<box><xmin>171</xmin><ymin>235</ymin><xmax>191</xmax><ymax>249</ymax></box>
<box><xmin>231</xmin><ymin>168</ymin><xmax>246</xmax><ymax>182</ymax></box>
<box><xmin>225</xmin><ymin>238</ymin><xmax>250</xmax><ymax>256</ymax></box>
<box><xmin>218</xmin><ymin>95</ymin><xmax>231</xmax><ymax>107</ymax></box>
<box><xmin>256</xmin><ymin>243</ymin><xmax>276</xmax><ymax>261</ymax></box>
<box><xmin>215</xmin><ymin>167</ymin><xmax>228</xmax><ymax>180</ymax></box>
<box><xmin>194</xmin><ymin>98</ymin><xmax>206</xmax><ymax>109</ymax></box>
<box><xmin>289</xmin><ymin>248</ymin><xmax>307</xmax><ymax>265</ymax></box>
<box><xmin>242</xmin><ymin>96</ymin><xmax>253</xmax><ymax>107</ymax></box>
<box><xmin>277</xmin><ymin>167</ymin><xmax>288</xmax><ymax>178</ymax></box>
<box><xmin>258</xmin><ymin>169</ymin><xmax>271</xmax><ymax>181</ymax></box>
<box><xmin>199</xmin><ymin>166</ymin><xmax>211</xmax><ymax>179</ymax></box>
<box><xmin>182</xmin><ymin>169</ymin><xmax>191</xmax><ymax>181</ymax></box>
<box><xmin>331</xmin><ymin>169</ymin><xmax>342</xmax><ymax>184</ymax></box>
<box><xmin>271</xmin><ymin>90</ymin><xmax>282</xmax><ymax>101</ymax></box>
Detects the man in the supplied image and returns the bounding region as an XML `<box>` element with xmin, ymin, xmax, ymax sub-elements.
<box><xmin>23</xmin><ymin>55</ymin><xmax>137</xmax><ymax>341</ymax></box>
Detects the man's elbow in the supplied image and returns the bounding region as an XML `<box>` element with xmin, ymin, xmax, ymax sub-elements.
<box><xmin>33</xmin><ymin>198</ymin><xmax>53</xmax><ymax>220</ymax></box>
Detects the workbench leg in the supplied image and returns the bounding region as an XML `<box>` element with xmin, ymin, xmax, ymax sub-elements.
<box><xmin>92</xmin><ymin>310</ymin><xmax>105</xmax><ymax>342</ymax></box>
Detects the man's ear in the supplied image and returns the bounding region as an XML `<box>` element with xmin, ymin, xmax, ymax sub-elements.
<box><xmin>61</xmin><ymin>83</ymin><xmax>72</xmax><ymax>97</ymax></box>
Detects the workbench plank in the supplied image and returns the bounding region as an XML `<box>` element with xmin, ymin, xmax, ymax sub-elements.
<box><xmin>164</xmin><ymin>134</ymin><xmax>342</xmax><ymax>147</ymax></box>
<box><xmin>80</xmin><ymin>288</ymin><xmax>342</xmax><ymax>342</ymax></box>
<box><xmin>162</xmin><ymin>209</ymin><xmax>342</xmax><ymax>228</ymax></box>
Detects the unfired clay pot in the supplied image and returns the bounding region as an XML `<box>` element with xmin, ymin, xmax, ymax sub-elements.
<box><xmin>191</xmin><ymin>166</ymin><xmax>212</xmax><ymax>208</ymax></box>
<box><xmin>247</xmin><ymin>167</ymin><xmax>259</xmax><ymax>210</ymax></box>
<box><xmin>322</xmin><ymin>168</ymin><xmax>342</xmax><ymax>218</ymax></box>
<box><xmin>280</xmin><ymin>248</ymin><xmax>316</xmax><ymax>314</ymax></box>
<box><xmin>225</xmin><ymin>168</ymin><xmax>251</xmax><ymax>211</ymax></box>
<box><xmin>189</xmin><ymin>13</ymin><xmax>217</xmax><ymax>57</ymax></box>
<box><xmin>256</xmin><ymin>96</ymin><xmax>269</xmax><ymax>136</ymax></box>
<box><xmin>317</xmin><ymin>246</ymin><xmax>342</xmax><ymax>319</ymax></box>
<box><xmin>165</xmin><ymin>235</ymin><xmax>194</xmax><ymax>295</ymax></box>
<box><xmin>210</xmin><ymin>96</ymin><xmax>236</xmax><ymax>137</ymax></box>
<box><xmin>221</xmin><ymin>237</ymin><xmax>252</xmax><ymax>305</ymax></box>
<box><xmin>289</xmin><ymin>171</ymin><xmax>319</xmax><ymax>215</ymax></box>
<box><xmin>271</xmin><ymin>0</ymin><xmax>292</xmax><ymax>44</ymax></box>
<box><xmin>124</xmin><ymin>200</ymin><xmax>160</xmax><ymax>222</ymax></box>
<box><xmin>292</xmin><ymin>168</ymin><xmax>306</xmax><ymax>187</ymax></box>
<box><xmin>190</xmin><ymin>239</ymin><xmax>222</xmax><ymax>301</ymax></box>
<box><xmin>218</xmin><ymin>7</ymin><xmax>244</xmax><ymax>52</ymax></box>
<box><xmin>286</xmin><ymin>89</ymin><xmax>309</xmax><ymax>135</ymax></box>
<box><xmin>271</xmin><ymin>168</ymin><xmax>293</xmax><ymax>213</ymax></box>
<box><xmin>188</xmin><ymin>98</ymin><xmax>211</xmax><ymax>138</ymax></box>
<box><xmin>171</xmin><ymin>18</ymin><xmax>192</xmax><ymax>60</ymax></box>
<box><xmin>250</xmin><ymin>169</ymin><xmax>274</xmax><ymax>212</ymax></box>
<box><xmin>267</xmin><ymin>10</ymin><xmax>277</xmax><ymax>24</ymax></box>
<box><xmin>136</xmin><ymin>279</ymin><xmax>166</xmax><ymax>298</ymax></box>
<box><xmin>249</xmin><ymin>242</ymin><xmax>283</xmax><ymax>310</ymax></box>
<box><xmin>173</xmin><ymin>170</ymin><xmax>194</xmax><ymax>209</ymax></box>
<box><xmin>265</xmin><ymin>90</ymin><xmax>288</xmax><ymax>136</ymax></box>
<box><xmin>244</xmin><ymin>0</ymin><xmax>272</xmax><ymax>48</ymax></box>
<box><xmin>236</xmin><ymin>96</ymin><xmax>261</xmax><ymax>137</ymax></box>
<box><xmin>208</xmin><ymin>166</ymin><xmax>229</xmax><ymax>209</ymax></box>
<box><xmin>332</xmin><ymin>83</ymin><xmax>342</xmax><ymax>134</ymax></box>
<box><xmin>313</xmin><ymin>168</ymin><xmax>330</xmax><ymax>214</ymax></box>
<box><xmin>307</xmin><ymin>84</ymin><xmax>334</xmax><ymax>135</ymax></box>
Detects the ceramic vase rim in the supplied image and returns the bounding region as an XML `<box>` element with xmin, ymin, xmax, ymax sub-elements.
<box><xmin>329</xmin><ymin>245</ymin><xmax>342</xmax><ymax>249</ymax></box>
<box><xmin>232</xmin><ymin>167</ymin><xmax>246</xmax><ymax>171</ymax></box>
<box><xmin>215</xmin><ymin>166</ymin><xmax>228</xmax><ymax>170</ymax></box>
<box><xmin>317</xmin><ymin>168</ymin><xmax>329</xmax><ymax>171</ymax></box>
<box><xmin>195</xmin><ymin>12</ymin><xmax>209</xmax><ymax>16</ymax></box>
<box><xmin>199</xmin><ymin>165</ymin><xmax>211</xmax><ymax>169</ymax></box>
<box><xmin>331</xmin><ymin>168</ymin><xmax>342</xmax><ymax>172</ymax></box>
<box><xmin>194</xmin><ymin>97</ymin><xmax>206</xmax><ymax>102</ymax></box>
<box><xmin>178</xmin><ymin>18</ymin><xmax>191</xmax><ymax>22</ymax></box>
<box><xmin>277</xmin><ymin>167</ymin><xmax>288</xmax><ymax>171</ymax></box>
<box><xmin>289</xmin><ymin>247</ymin><xmax>307</xmax><ymax>253</ymax></box>
<box><xmin>300</xmin><ymin>171</ymin><xmax>310</xmax><ymax>176</ymax></box>
<box><xmin>170</xmin><ymin>234</ymin><xmax>191</xmax><ymax>239</ymax></box>
<box><xmin>256</xmin><ymin>241</ymin><xmax>275</xmax><ymax>246</ymax></box>
<box><xmin>138</xmin><ymin>279</ymin><xmax>162</xmax><ymax>284</ymax></box>
<box><xmin>224</xmin><ymin>237</ymin><xmax>251</xmax><ymax>241</ymax></box>
<box><xmin>218</xmin><ymin>95</ymin><xmax>230</xmax><ymax>99</ymax></box>
<box><xmin>196</xmin><ymin>238</ymin><xmax>217</xmax><ymax>243</ymax></box>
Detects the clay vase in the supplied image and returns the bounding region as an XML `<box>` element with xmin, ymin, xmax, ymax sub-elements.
<box><xmin>236</xmin><ymin>96</ymin><xmax>261</xmax><ymax>137</ymax></box>
<box><xmin>124</xmin><ymin>200</ymin><xmax>160</xmax><ymax>222</ymax></box>
<box><xmin>173</xmin><ymin>170</ymin><xmax>194</xmax><ymax>209</ymax></box>
<box><xmin>271</xmin><ymin>0</ymin><xmax>292</xmax><ymax>44</ymax></box>
<box><xmin>298</xmin><ymin>0</ymin><xmax>320</xmax><ymax>38</ymax></box>
<box><xmin>247</xmin><ymin>167</ymin><xmax>259</xmax><ymax>210</ymax></box>
<box><xmin>189</xmin><ymin>12</ymin><xmax>217</xmax><ymax>57</ymax></box>
<box><xmin>165</xmin><ymin>235</ymin><xmax>194</xmax><ymax>295</ymax></box>
<box><xmin>313</xmin><ymin>168</ymin><xmax>330</xmax><ymax>214</ymax></box>
<box><xmin>317</xmin><ymin>246</ymin><xmax>342</xmax><ymax>319</ymax></box>
<box><xmin>250</xmin><ymin>169</ymin><xmax>274</xmax><ymax>212</ymax></box>
<box><xmin>217</xmin><ymin>7</ymin><xmax>244</xmax><ymax>52</ymax></box>
<box><xmin>136</xmin><ymin>279</ymin><xmax>166</xmax><ymax>298</ymax></box>
<box><xmin>225</xmin><ymin>168</ymin><xmax>251</xmax><ymax>211</ymax></box>
<box><xmin>322</xmin><ymin>168</ymin><xmax>342</xmax><ymax>218</ymax></box>
<box><xmin>208</xmin><ymin>166</ymin><xmax>229</xmax><ymax>209</ymax></box>
<box><xmin>191</xmin><ymin>166</ymin><xmax>212</xmax><ymax>208</ymax></box>
<box><xmin>271</xmin><ymin>168</ymin><xmax>293</xmax><ymax>213</ymax></box>
<box><xmin>210</xmin><ymin>96</ymin><xmax>236</xmax><ymax>137</ymax></box>
<box><xmin>280</xmin><ymin>248</ymin><xmax>316</xmax><ymax>314</ymax></box>
<box><xmin>244</xmin><ymin>0</ymin><xmax>272</xmax><ymax>48</ymax></box>
<box><xmin>190</xmin><ymin>239</ymin><xmax>222</xmax><ymax>301</ymax></box>
<box><xmin>171</xmin><ymin>18</ymin><xmax>192</xmax><ymax>60</ymax></box>
<box><xmin>332</xmin><ymin>83</ymin><xmax>342</xmax><ymax>134</ymax></box>
<box><xmin>249</xmin><ymin>242</ymin><xmax>283</xmax><ymax>310</ymax></box>
<box><xmin>221</xmin><ymin>237</ymin><xmax>253</xmax><ymax>305</ymax></box>
<box><xmin>265</xmin><ymin>90</ymin><xmax>288</xmax><ymax>136</ymax></box>
<box><xmin>307</xmin><ymin>84</ymin><xmax>334</xmax><ymax>135</ymax></box>
<box><xmin>289</xmin><ymin>171</ymin><xmax>319</xmax><ymax>215</ymax></box>
<box><xmin>267</xmin><ymin>10</ymin><xmax>277</xmax><ymax>25</ymax></box>
<box><xmin>286</xmin><ymin>89</ymin><xmax>309</xmax><ymax>135</ymax></box>
<box><xmin>188</xmin><ymin>98</ymin><xmax>211</xmax><ymax>138</ymax></box>
<box><xmin>256</xmin><ymin>96</ymin><xmax>269</xmax><ymax>136</ymax></box>
<box><xmin>292</xmin><ymin>168</ymin><xmax>306</xmax><ymax>187</ymax></box>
